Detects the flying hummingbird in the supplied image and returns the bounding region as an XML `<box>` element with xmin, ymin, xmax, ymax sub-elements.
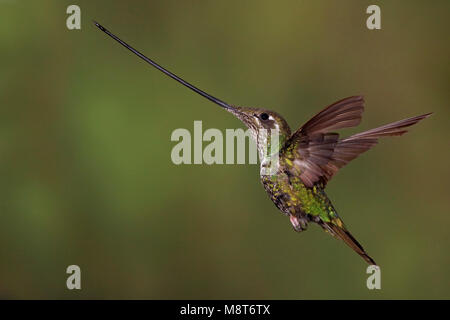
<box><xmin>94</xmin><ymin>22</ymin><xmax>431</xmax><ymax>265</ymax></box>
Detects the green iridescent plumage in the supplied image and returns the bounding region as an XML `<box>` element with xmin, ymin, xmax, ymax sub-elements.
<box><xmin>253</xmin><ymin>97</ymin><xmax>430</xmax><ymax>265</ymax></box>
<box><xmin>95</xmin><ymin>22</ymin><xmax>431</xmax><ymax>265</ymax></box>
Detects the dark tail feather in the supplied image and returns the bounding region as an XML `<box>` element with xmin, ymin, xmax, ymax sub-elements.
<box><xmin>326</xmin><ymin>222</ymin><xmax>377</xmax><ymax>265</ymax></box>
<box><xmin>318</xmin><ymin>113</ymin><xmax>431</xmax><ymax>264</ymax></box>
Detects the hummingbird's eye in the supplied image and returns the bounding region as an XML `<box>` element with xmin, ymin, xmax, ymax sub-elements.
<box><xmin>260</xmin><ymin>113</ymin><xmax>269</xmax><ymax>121</ymax></box>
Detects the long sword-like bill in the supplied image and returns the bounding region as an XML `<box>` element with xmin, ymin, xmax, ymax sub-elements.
<box><xmin>93</xmin><ymin>21</ymin><xmax>232</xmax><ymax>110</ymax></box>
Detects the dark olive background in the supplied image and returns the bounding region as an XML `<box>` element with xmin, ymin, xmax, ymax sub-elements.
<box><xmin>0</xmin><ymin>1</ymin><xmax>449</xmax><ymax>299</ymax></box>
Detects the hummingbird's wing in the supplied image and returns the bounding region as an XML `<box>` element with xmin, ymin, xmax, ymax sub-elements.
<box><xmin>281</xmin><ymin>96</ymin><xmax>364</xmax><ymax>187</ymax></box>
<box><xmin>296</xmin><ymin>95</ymin><xmax>365</xmax><ymax>135</ymax></box>
<box><xmin>281</xmin><ymin>96</ymin><xmax>430</xmax><ymax>187</ymax></box>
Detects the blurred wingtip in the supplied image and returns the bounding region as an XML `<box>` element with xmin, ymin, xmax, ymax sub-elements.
<box><xmin>413</xmin><ymin>112</ymin><xmax>433</xmax><ymax>123</ymax></box>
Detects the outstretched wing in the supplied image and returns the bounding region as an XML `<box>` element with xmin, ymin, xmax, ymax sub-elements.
<box><xmin>297</xmin><ymin>96</ymin><xmax>365</xmax><ymax>135</ymax></box>
<box><xmin>281</xmin><ymin>96</ymin><xmax>430</xmax><ymax>187</ymax></box>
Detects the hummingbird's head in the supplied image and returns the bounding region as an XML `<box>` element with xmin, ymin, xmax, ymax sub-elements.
<box><xmin>226</xmin><ymin>106</ymin><xmax>292</xmax><ymax>157</ymax></box>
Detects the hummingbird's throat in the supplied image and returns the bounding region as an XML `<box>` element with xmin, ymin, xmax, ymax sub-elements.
<box><xmin>257</xmin><ymin>128</ymin><xmax>282</xmax><ymax>157</ymax></box>
<box><xmin>257</xmin><ymin>128</ymin><xmax>282</xmax><ymax>176</ymax></box>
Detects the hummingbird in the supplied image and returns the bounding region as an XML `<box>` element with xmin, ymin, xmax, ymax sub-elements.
<box><xmin>94</xmin><ymin>22</ymin><xmax>431</xmax><ymax>265</ymax></box>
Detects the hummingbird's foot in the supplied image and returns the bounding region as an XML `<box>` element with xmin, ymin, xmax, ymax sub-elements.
<box><xmin>290</xmin><ymin>215</ymin><xmax>308</xmax><ymax>232</ymax></box>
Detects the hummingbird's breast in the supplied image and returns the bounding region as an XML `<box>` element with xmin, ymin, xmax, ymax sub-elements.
<box><xmin>260</xmin><ymin>171</ymin><xmax>304</xmax><ymax>217</ymax></box>
<box><xmin>260</xmin><ymin>163</ymin><xmax>335</xmax><ymax>223</ymax></box>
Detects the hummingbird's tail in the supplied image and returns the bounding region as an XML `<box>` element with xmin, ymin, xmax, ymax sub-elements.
<box><xmin>321</xmin><ymin>219</ymin><xmax>377</xmax><ymax>265</ymax></box>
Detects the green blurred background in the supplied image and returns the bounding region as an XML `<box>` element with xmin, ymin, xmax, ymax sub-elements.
<box><xmin>0</xmin><ymin>0</ymin><xmax>449</xmax><ymax>299</ymax></box>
